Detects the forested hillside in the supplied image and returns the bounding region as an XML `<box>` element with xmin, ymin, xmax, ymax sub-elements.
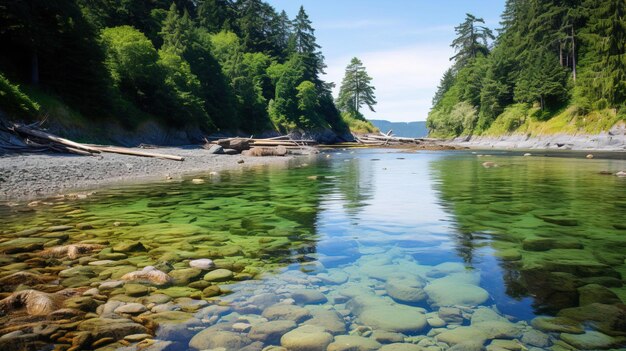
<box><xmin>427</xmin><ymin>0</ymin><xmax>626</xmax><ymax>138</ymax></box>
<box><xmin>0</xmin><ymin>1</ymin><xmax>347</xmax><ymax>137</ymax></box>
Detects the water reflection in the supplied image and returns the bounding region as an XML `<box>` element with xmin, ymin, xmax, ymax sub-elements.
<box><xmin>1</xmin><ymin>150</ymin><xmax>625</xmax><ymax>350</ymax></box>
<box><xmin>430</xmin><ymin>153</ymin><xmax>626</xmax><ymax>315</ymax></box>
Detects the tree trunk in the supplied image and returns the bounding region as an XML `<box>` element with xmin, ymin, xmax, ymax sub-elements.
<box><xmin>31</xmin><ymin>51</ymin><xmax>39</xmax><ymax>85</ymax></box>
<box><xmin>571</xmin><ymin>25</ymin><xmax>577</xmax><ymax>81</ymax></box>
<box><xmin>559</xmin><ymin>42</ymin><xmax>563</xmax><ymax>66</ymax></box>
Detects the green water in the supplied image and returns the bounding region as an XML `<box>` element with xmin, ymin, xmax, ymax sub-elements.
<box><xmin>0</xmin><ymin>150</ymin><xmax>625</xmax><ymax>350</ymax></box>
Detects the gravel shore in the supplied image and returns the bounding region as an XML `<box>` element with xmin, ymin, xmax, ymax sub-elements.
<box><xmin>0</xmin><ymin>146</ymin><xmax>294</xmax><ymax>202</ymax></box>
<box><xmin>446</xmin><ymin>128</ymin><xmax>626</xmax><ymax>151</ymax></box>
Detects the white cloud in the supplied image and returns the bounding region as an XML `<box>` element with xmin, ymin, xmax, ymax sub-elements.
<box><xmin>324</xmin><ymin>44</ymin><xmax>453</xmax><ymax>122</ymax></box>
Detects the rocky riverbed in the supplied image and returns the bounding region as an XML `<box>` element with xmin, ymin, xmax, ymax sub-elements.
<box><xmin>1</xmin><ymin>150</ymin><xmax>625</xmax><ymax>351</ymax></box>
<box><xmin>1</xmin><ymin>218</ymin><xmax>625</xmax><ymax>351</ymax></box>
<box><xmin>0</xmin><ymin>146</ymin><xmax>293</xmax><ymax>201</ymax></box>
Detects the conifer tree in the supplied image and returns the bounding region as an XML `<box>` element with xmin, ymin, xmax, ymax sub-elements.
<box><xmin>337</xmin><ymin>57</ymin><xmax>377</xmax><ymax>115</ymax></box>
<box><xmin>450</xmin><ymin>13</ymin><xmax>495</xmax><ymax>68</ymax></box>
<box><xmin>291</xmin><ymin>6</ymin><xmax>325</xmax><ymax>84</ymax></box>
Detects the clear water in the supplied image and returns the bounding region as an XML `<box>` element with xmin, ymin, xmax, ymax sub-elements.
<box><xmin>1</xmin><ymin>149</ymin><xmax>625</xmax><ymax>350</ymax></box>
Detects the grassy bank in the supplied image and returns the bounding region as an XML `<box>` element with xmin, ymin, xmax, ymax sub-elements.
<box><xmin>481</xmin><ymin>103</ymin><xmax>625</xmax><ymax>137</ymax></box>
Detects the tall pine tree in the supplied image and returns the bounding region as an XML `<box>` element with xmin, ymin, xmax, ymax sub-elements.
<box><xmin>337</xmin><ymin>57</ymin><xmax>377</xmax><ymax>115</ymax></box>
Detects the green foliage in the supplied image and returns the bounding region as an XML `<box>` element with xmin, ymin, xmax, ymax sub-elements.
<box><xmin>340</xmin><ymin>111</ymin><xmax>377</xmax><ymax>134</ymax></box>
<box><xmin>337</xmin><ymin>57</ymin><xmax>377</xmax><ymax>115</ymax></box>
<box><xmin>578</xmin><ymin>0</ymin><xmax>626</xmax><ymax>108</ymax></box>
<box><xmin>429</xmin><ymin>0</ymin><xmax>625</xmax><ymax>138</ymax></box>
<box><xmin>157</xmin><ymin>48</ymin><xmax>210</xmax><ymax>127</ymax></box>
<box><xmin>0</xmin><ymin>0</ymin><xmax>346</xmax><ymax>135</ymax></box>
<box><xmin>0</xmin><ymin>73</ymin><xmax>40</xmax><ymax>118</ymax></box>
<box><xmin>100</xmin><ymin>26</ymin><xmax>163</xmax><ymax>113</ymax></box>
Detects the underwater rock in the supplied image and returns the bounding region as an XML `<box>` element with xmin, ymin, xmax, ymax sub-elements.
<box><xmin>303</xmin><ymin>308</ymin><xmax>347</xmax><ymax>335</ymax></box>
<box><xmin>530</xmin><ymin>316</ymin><xmax>584</xmax><ymax>334</ymax></box>
<box><xmin>59</xmin><ymin>265</ymin><xmax>98</xmax><ymax>278</ymax></box>
<box><xmin>557</xmin><ymin>303</ymin><xmax>626</xmax><ymax>336</ymax></box>
<box><xmin>248</xmin><ymin>320</ymin><xmax>297</xmax><ymax>344</ymax></box>
<box><xmin>78</xmin><ymin>317</ymin><xmax>148</xmax><ymax>340</ymax></box>
<box><xmin>124</xmin><ymin>283</ymin><xmax>151</xmax><ymax>297</ymax></box>
<box><xmin>64</xmin><ymin>296</ymin><xmax>98</xmax><ymax>312</ymax></box>
<box><xmin>202</xmin><ymin>285</ymin><xmax>221</xmax><ymax>297</ymax></box>
<box><xmin>371</xmin><ymin>330</ymin><xmax>405</xmax><ymax>344</ymax></box>
<box><xmin>189</xmin><ymin>259</ymin><xmax>214</xmax><ymax>270</ymax></box>
<box><xmin>520</xmin><ymin>329</ymin><xmax>551</xmax><ymax>348</ymax></box>
<box><xmin>157</xmin><ymin>286</ymin><xmax>200</xmax><ymax>298</ymax></box>
<box><xmin>561</xmin><ymin>331</ymin><xmax>626</xmax><ymax>349</ymax></box>
<box><xmin>436</xmin><ymin>326</ymin><xmax>488</xmax><ymax>347</ymax></box>
<box><xmin>317</xmin><ymin>271</ymin><xmax>349</xmax><ymax>285</ymax></box>
<box><xmin>327</xmin><ymin>335</ymin><xmax>381</xmax><ymax>351</ymax></box>
<box><xmin>41</xmin><ymin>243</ymin><xmax>105</xmax><ymax>259</ymax></box>
<box><xmin>438</xmin><ymin>307</ymin><xmax>464</xmax><ymax>324</ymax></box>
<box><xmin>168</xmin><ymin>268</ymin><xmax>203</xmax><ymax>285</ymax></box>
<box><xmin>379</xmin><ymin>343</ymin><xmax>425</xmax><ymax>351</ymax></box>
<box><xmin>280</xmin><ymin>325</ymin><xmax>333</xmax><ymax>351</ymax></box>
<box><xmin>482</xmin><ymin>162</ymin><xmax>498</xmax><ymax>168</ymax></box>
<box><xmin>114</xmin><ymin>303</ymin><xmax>147</xmax><ymax>314</ymax></box>
<box><xmin>385</xmin><ymin>276</ymin><xmax>427</xmax><ymax>304</ymax></box>
<box><xmin>189</xmin><ymin>329</ymin><xmax>252</xmax><ymax>350</ymax></box>
<box><xmin>424</xmin><ymin>279</ymin><xmax>489</xmax><ymax>307</ymax></box>
<box><xmin>291</xmin><ymin>289</ymin><xmax>328</xmax><ymax>305</ymax></box>
<box><xmin>0</xmin><ymin>288</ymin><xmax>81</xmax><ymax>316</ymax></box>
<box><xmin>203</xmin><ymin>268</ymin><xmax>234</xmax><ymax>282</ymax></box>
<box><xmin>577</xmin><ymin>284</ymin><xmax>622</xmax><ymax>306</ymax></box>
<box><xmin>357</xmin><ymin>305</ymin><xmax>428</xmax><ymax>334</ymax></box>
<box><xmin>121</xmin><ymin>266</ymin><xmax>172</xmax><ymax>286</ymax></box>
<box><xmin>262</xmin><ymin>304</ymin><xmax>312</xmax><ymax>323</ymax></box>
<box><xmin>0</xmin><ymin>271</ymin><xmax>56</xmax><ymax>291</ymax></box>
<box><xmin>113</xmin><ymin>241</ymin><xmax>147</xmax><ymax>253</ymax></box>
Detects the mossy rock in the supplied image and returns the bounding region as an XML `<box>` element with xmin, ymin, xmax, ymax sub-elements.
<box><xmin>157</xmin><ymin>286</ymin><xmax>200</xmax><ymax>298</ymax></box>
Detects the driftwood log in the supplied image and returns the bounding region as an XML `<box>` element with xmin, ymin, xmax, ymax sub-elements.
<box><xmin>1</xmin><ymin>123</ymin><xmax>185</xmax><ymax>161</ymax></box>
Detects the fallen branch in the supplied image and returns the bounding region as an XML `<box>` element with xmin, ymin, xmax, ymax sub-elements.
<box><xmin>12</xmin><ymin>123</ymin><xmax>101</xmax><ymax>154</ymax></box>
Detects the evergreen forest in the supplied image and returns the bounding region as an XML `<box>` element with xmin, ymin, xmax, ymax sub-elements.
<box><xmin>427</xmin><ymin>0</ymin><xmax>626</xmax><ymax>138</ymax></box>
<box><xmin>0</xmin><ymin>0</ymin><xmax>350</xmax><ymax>136</ymax></box>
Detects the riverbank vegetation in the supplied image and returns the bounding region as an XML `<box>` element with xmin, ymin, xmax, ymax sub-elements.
<box><xmin>427</xmin><ymin>0</ymin><xmax>626</xmax><ymax>138</ymax></box>
<box><xmin>0</xmin><ymin>1</ymin><xmax>347</xmax><ymax>135</ymax></box>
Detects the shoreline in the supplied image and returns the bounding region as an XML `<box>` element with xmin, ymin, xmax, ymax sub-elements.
<box><xmin>445</xmin><ymin>129</ymin><xmax>626</xmax><ymax>151</ymax></box>
<box><xmin>0</xmin><ymin>146</ymin><xmax>296</xmax><ymax>202</ymax></box>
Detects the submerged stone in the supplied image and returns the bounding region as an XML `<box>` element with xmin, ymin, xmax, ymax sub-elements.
<box><xmin>248</xmin><ymin>320</ymin><xmax>297</xmax><ymax>344</ymax></box>
<box><xmin>203</xmin><ymin>268</ymin><xmax>234</xmax><ymax>282</ymax></box>
<box><xmin>291</xmin><ymin>289</ymin><xmax>328</xmax><ymax>305</ymax></box>
<box><xmin>189</xmin><ymin>330</ymin><xmax>251</xmax><ymax>350</ymax></box>
<box><xmin>327</xmin><ymin>335</ymin><xmax>381</xmax><ymax>351</ymax></box>
<box><xmin>577</xmin><ymin>283</ymin><xmax>622</xmax><ymax>306</ymax></box>
<box><xmin>262</xmin><ymin>304</ymin><xmax>312</xmax><ymax>323</ymax></box>
<box><xmin>425</xmin><ymin>280</ymin><xmax>489</xmax><ymax>307</ymax></box>
<box><xmin>357</xmin><ymin>305</ymin><xmax>428</xmax><ymax>334</ymax></box>
<box><xmin>560</xmin><ymin>331</ymin><xmax>626</xmax><ymax>350</ymax></box>
<box><xmin>280</xmin><ymin>325</ymin><xmax>333</xmax><ymax>351</ymax></box>
<box><xmin>385</xmin><ymin>276</ymin><xmax>427</xmax><ymax>304</ymax></box>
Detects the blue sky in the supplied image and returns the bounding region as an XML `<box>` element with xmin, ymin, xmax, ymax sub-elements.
<box><xmin>265</xmin><ymin>1</ymin><xmax>505</xmax><ymax>122</ymax></box>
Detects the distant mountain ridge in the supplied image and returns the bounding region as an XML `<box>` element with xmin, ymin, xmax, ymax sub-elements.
<box><xmin>368</xmin><ymin>120</ymin><xmax>428</xmax><ymax>138</ymax></box>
